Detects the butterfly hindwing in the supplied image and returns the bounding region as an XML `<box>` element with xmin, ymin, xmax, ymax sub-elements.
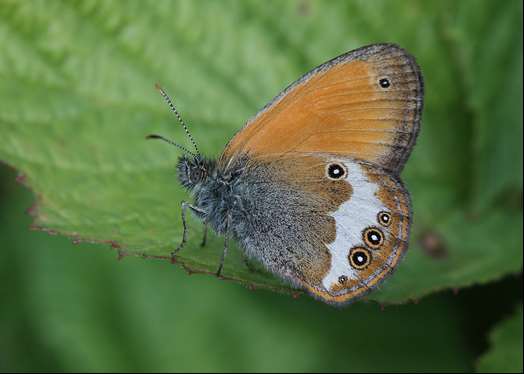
<box><xmin>220</xmin><ymin>43</ymin><xmax>423</xmax><ymax>174</ymax></box>
<box><xmin>305</xmin><ymin>157</ymin><xmax>411</xmax><ymax>303</ymax></box>
<box><xmin>237</xmin><ymin>154</ymin><xmax>410</xmax><ymax>304</ymax></box>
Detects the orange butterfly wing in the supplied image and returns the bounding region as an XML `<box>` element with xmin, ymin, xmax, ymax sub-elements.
<box><xmin>220</xmin><ymin>44</ymin><xmax>423</xmax><ymax>174</ymax></box>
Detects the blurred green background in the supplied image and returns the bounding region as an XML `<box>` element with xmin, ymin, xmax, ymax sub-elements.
<box><xmin>0</xmin><ymin>0</ymin><xmax>522</xmax><ymax>372</ymax></box>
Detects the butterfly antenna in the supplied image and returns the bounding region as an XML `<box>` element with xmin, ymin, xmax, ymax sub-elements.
<box><xmin>146</xmin><ymin>134</ymin><xmax>198</xmax><ymax>158</ymax></box>
<box><xmin>155</xmin><ymin>83</ymin><xmax>201</xmax><ymax>157</ymax></box>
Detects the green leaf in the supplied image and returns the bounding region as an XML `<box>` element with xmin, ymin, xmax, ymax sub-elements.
<box><xmin>451</xmin><ymin>0</ymin><xmax>523</xmax><ymax>212</ymax></box>
<box><xmin>0</xmin><ymin>0</ymin><xmax>522</xmax><ymax>303</ymax></box>
<box><xmin>477</xmin><ymin>306</ymin><xmax>523</xmax><ymax>373</ymax></box>
<box><xmin>0</xmin><ymin>173</ymin><xmax>474</xmax><ymax>372</ymax></box>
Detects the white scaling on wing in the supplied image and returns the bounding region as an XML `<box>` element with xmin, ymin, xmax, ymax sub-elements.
<box><xmin>322</xmin><ymin>160</ymin><xmax>386</xmax><ymax>291</ymax></box>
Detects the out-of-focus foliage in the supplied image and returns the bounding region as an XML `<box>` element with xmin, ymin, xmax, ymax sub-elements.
<box><xmin>0</xmin><ymin>0</ymin><xmax>522</xmax><ymax>372</ymax></box>
<box><xmin>477</xmin><ymin>306</ymin><xmax>523</xmax><ymax>373</ymax></box>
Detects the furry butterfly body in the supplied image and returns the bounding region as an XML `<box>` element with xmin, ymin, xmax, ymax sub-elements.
<box><xmin>152</xmin><ymin>43</ymin><xmax>423</xmax><ymax>305</ymax></box>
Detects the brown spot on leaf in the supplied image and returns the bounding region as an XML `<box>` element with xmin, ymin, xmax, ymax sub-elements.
<box><xmin>26</xmin><ymin>203</ymin><xmax>38</xmax><ymax>216</ymax></box>
<box><xmin>15</xmin><ymin>173</ymin><xmax>26</xmax><ymax>183</ymax></box>
<box><xmin>297</xmin><ymin>0</ymin><xmax>311</xmax><ymax>16</ymax></box>
<box><xmin>419</xmin><ymin>230</ymin><xmax>448</xmax><ymax>259</ymax></box>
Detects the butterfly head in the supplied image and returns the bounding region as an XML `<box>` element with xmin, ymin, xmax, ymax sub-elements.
<box><xmin>149</xmin><ymin>84</ymin><xmax>216</xmax><ymax>190</ymax></box>
<box><xmin>176</xmin><ymin>155</ymin><xmax>214</xmax><ymax>190</ymax></box>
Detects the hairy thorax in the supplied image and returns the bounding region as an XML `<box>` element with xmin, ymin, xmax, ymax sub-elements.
<box><xmin>189</xmin><ymin>156</ymin><xmax>252</xmax><ymax>236</ymax></box>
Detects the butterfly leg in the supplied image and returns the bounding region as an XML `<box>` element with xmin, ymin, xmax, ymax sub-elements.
<box><xmin>216</xmin><ymin>235</ymin><xmax>229</xmax><ymax>278</ymax></box>
<box><xmin>216</xmin><ymin>215</ymin><xmax>232</xmax><ymax>277</ymax></box>
<box><xmin>241</xmin><ymin>252</ymin><xmax>261</xmax><ymax>274</ymax></box>
<box><xmin>171</xmin><ymin>201</ymin><xmax>205</xmax><ymax>262</ymax></box>
<box><xmin>200</xmin><ymin>223</ymin><xmax>208</xmax><ymax>247</ymax></box>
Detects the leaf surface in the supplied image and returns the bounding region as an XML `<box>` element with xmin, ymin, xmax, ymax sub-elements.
<box><xmin>0</xmin><ymin>0</ymin><xmax>522</xmax><ymax>302</ymax></box>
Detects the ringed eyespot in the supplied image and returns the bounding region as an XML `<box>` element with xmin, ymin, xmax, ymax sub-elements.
<box><xmin>338</xmin><ymin>275</ymin><xmax>348</xmax><ymax>284</ymax></box>
<box><xmin>377</xmin><ymin>211</ymin><xmax>392</xmax><ymax>227</ymax></box>
<box><xmin>363</xmin><ymin>227</ymin><xmax>384</xmax><ymax>249</ymax></box>
<box><xmin>326</xmin><ymin>162</ymin><xmax>347</xmax><ymax>180</ymax></box>
<box><xmin>348</xmin><ymin>247</ymin><xmax>372</xmax><ymax>270</ymax></box>
<box><xmin>379</xmin><ymin>78</ymin><xmax>391</xmax><ymax>88</ymax></box>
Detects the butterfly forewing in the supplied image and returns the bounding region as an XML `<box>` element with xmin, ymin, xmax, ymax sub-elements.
<box><xmin>220</xmin><ymin>43</ymin><xmax>423</xmax><ymax>174</ymax></box>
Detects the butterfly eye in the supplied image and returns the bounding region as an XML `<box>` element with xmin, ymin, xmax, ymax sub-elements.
<box><xmin>190</xmin><ymin>168</ymin><xmax>202</xmax><ymax>183</ymax></box>
<box><xmin>377</xmin><ymin>211</ymin><xmax>392</xmax><ymax>227</ymax></box>
<box><xmin>379</xmin><ymin>78</ymin><xmax>391</xmax><ymax>89</ymax></box>
<box><xmin>348</xmin><ymin>247</ymin><xmax>371</xmax><ymax>270</ymax></box>
<box><xmin>363</xmin><ymin>227</ymin><xmax>384</xmax><ymax>249</ymax></box>
<box><xmin>326</xmin><ymin>162</ymin><xmax>347</xmax><ymax>180</ymax></box>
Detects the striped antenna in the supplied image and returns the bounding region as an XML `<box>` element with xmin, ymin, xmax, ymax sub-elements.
<box><xmin>155</xmin><ymin>83</ymin><xmax>200</xmax><ymax>156</ymax></box>
<box><xmin>146</xmin><ymin>134</ymin><xmax>197</xmax><ymax>157</ymax></box>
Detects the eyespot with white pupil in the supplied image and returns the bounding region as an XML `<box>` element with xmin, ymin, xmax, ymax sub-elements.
<box><xmin>363</xmin><ymin>227</ymin><xmax>384</xmax><ymax>249</ymax></box>
<box><xmin>348</xmin><ymin>247</ymin><xmax>371</xmax><ymax>270</ymax></box>
<box><xmin>379</xmin><ymin>78</ymin><xmax>391</xmax><ymax>89</ymax></box>
<box><xmin>378</xmin><ymin>211</ymin><xmax>392</xmax><ymax>227</ymax></box>
<box><xmin>338</xmin><ymin>275</ymin><xmax>348</xmax><ymax>284</ymax></box>
<box><xmin>326</xmin><ymin>163</ymin><xmax>346</xmax><ymax>180</ymax></box>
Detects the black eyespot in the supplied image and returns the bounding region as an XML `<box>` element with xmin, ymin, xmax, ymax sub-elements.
<box><xmin>379</xmin><ymin>78</ymin><xmax>390</xmax><ymax>88</ymax></box>
<box><xmin>378</xmin><ymin>211</ymin><xmax>392</xmax><ymax>227</ymax></box>
<box><xmin>363</xmin><ymin>227</ymin><xmax>384</xmax><ymax>249</ymax></box>
<box><xmin>348</xmin><ymin>247</ymin><xmax>371</xmax><ymax>270</ymax></box>
<box><xmin>327</xmin><ymin>163</ymin><xmax>346</xmax><ymax>180</ymax></box>
<box><xmin>338</xmin><ymin>275</ymin><xmax>348</xmax><ymax>284</ymax></box>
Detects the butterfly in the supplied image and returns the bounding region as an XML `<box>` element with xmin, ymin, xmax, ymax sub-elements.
<box><xmin>148</xmin><ymin>43</ymin><xmax>423</xmax><ymax>305</ymax></box>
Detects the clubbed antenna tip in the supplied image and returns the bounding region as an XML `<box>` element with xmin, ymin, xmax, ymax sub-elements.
<box><xmin>146</xmin><ymin>133</ymin><xmax>197</xmax><ymax>157</ymax></box>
